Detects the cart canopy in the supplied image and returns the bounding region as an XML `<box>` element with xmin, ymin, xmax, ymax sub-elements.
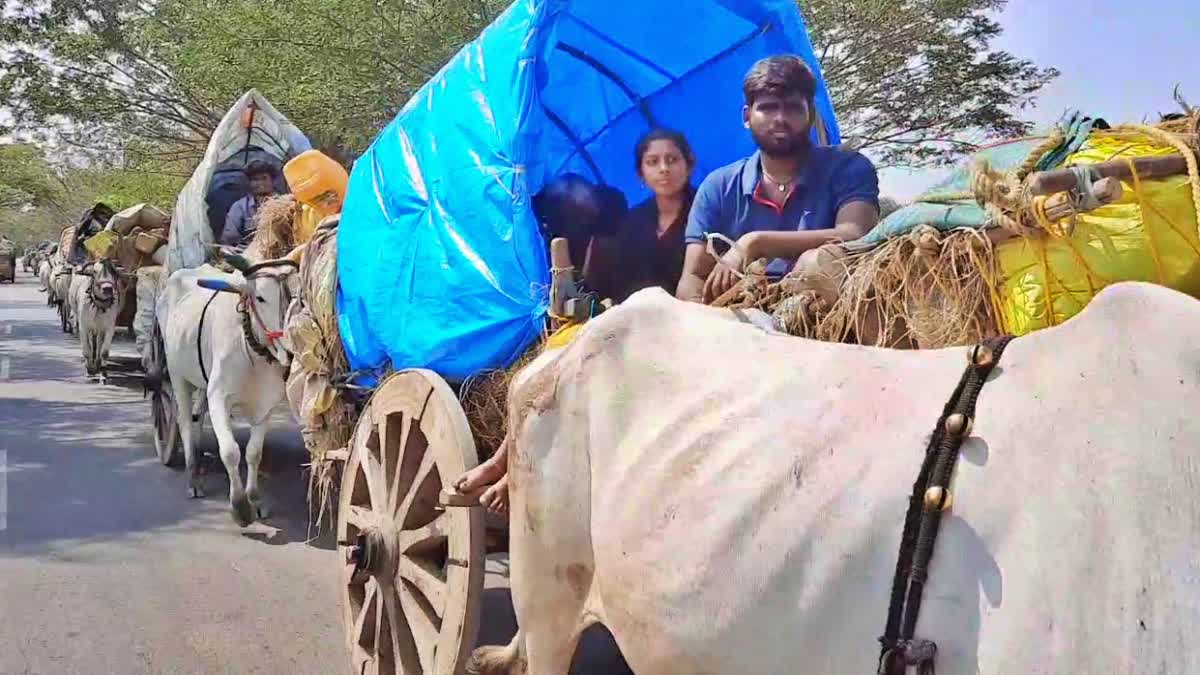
<box><xmin>165</xmin><ymin>90</ymin><xmax>311</xmax><ymax>274</ymax></box>
<box><xmin>337</xmin><ymin>0</ymin><xmax>840</xmax><ymax>383</ymax></box>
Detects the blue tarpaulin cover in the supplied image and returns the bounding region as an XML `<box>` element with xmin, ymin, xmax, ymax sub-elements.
<box><xmin>337</xmin><ymin>0</ymin><xmax>840</xmax><ymax>383</ymax></box>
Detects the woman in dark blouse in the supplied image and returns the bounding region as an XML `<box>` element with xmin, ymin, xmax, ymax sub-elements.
<box><xmin>586</xmin><ymin>129</ymin><xmax>696</xmax><ymax>303</ymax></box>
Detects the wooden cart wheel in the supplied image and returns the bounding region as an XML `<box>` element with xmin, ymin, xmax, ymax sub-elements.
<box><xmin>337</xmin><ymin>369</ymin><xmax>485</xmax><ymax>675</ymax></box>
<box><xmin>149</xmin><ymin>326</ymin><xmax>181</xmax><ymax>467</ymax></box>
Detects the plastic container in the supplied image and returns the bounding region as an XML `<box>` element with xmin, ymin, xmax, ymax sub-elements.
<box><xmin>284</xmin><ymin>150</ymin><xmax>348</xmax><ymax>218</ymax></box>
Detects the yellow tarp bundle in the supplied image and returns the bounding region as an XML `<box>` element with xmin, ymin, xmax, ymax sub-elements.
<box><xmin>995</xmin><ymin>133</ymin><xmax>1200</xmax><ymax>334</ymax></box>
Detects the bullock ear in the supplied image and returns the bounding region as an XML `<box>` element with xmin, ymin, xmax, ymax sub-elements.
<box><xmin>197</xmin><ymin>278</ymin><xmax>247</xmax><ymax>295</ymax></box>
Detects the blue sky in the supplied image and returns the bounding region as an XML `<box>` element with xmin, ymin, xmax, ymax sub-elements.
<box><xmin>879</xmin><ymin>0</ymin><xmax>1200</xmax><ymax>199</ymax></box>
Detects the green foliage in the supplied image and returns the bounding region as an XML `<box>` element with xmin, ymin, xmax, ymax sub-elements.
<box><xmin>0</xmin><ymin>144</ymin><xmax>60</xmax><ymax>209</ymax></box>
<box><xmin>1</xmin><ymin>0</ymin><xmax>507</xmax><ymax>163</ymax></box>
<box><xmin>0</xmin><ymin>143</ymin><xmax>184</xmax><ymax>246</ymax></box>
<box><xmin>0</xmin><ymin>0</ymin><xmax>1059</xmax><ymax>220</ymax></box>
<box><xmin>801</xmin><ymin>0</ymin><xmax>1059</xmax><ymax>167</ymax></box>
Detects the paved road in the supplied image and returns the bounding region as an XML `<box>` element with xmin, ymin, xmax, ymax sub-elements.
<box><xmin>0</xmin><ymin>269</ymin><xmax>628</xmax><ymax>674</ymax></box>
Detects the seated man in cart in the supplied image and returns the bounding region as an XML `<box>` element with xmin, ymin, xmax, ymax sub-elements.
<box><xmin>676</xmin><ymin>55</ymin><xmax>881</xmax><ymax>303</ymax></box>
<box><xmin>220</xmin><ymin>160</ymin><xmax>280</xmax><ymax>247</ymax></box>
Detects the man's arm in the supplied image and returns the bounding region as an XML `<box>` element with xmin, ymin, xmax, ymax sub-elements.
<box><xmin>735</xmin><ymin>200</ymin><xmax>879</xmax><ymax>260</ymax></box>
<box><xmin>676</xmin><ymin>242</ymin><xmax>717</xmax><ymax>302</ymax></box>
<box><xmin>676</xmin><ymin>175</ymin><xmax>724</xmax><ymax>302</ymax></box>
<box><xmin>220</xmin><ymin>199</ymin><xmax>247</xmax><ymax>246</ymax></box>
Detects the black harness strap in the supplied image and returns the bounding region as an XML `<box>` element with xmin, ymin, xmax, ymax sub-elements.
<box><xmin>877</xmin><ymin>335</ymin><xmax>1015</xmax><ymax>675</ymax></box>
<box><xmin>196</xmin><ymin>290</ymin><xmax>220</xmax><ymax>383</ymax></box>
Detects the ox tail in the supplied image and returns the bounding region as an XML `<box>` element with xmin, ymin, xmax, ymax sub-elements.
<box><xmin>466</xmin><ymin>633</ymin><xmax>526</xmax><ymax>675</ymax></box>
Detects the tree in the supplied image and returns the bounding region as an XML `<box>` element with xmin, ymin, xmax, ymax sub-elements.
<box><xmin>1</xmin><ymin>0</ymin><xmax>1055</xmax><ymax>181</ymax></box>
<box><xmin>801</xmin><ymin>0</ymin><xmax>1059</xmax><ymax>168</ymax></box>
<box><xmin>1</xmin><ymin>0</ymin><xmax>508</xmax><ymax>163</ymax></box>
<box><xmin>0</xmin><ymin>144</ymin><xmax>60</xmax><ymax>209</ymax></box>
<box><xmin>0</xmin><ymin>142</ymin><xmax>184</xmax><ymax>245</ymax></box>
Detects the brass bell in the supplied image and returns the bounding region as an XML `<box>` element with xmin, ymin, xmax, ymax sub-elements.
<box><xmin>924</xmin><ymin>486</ymin><xmax>953</xmax><ymax>512</ymax></box>
<box><xmin>968</xmin><ymin>344</ymin><xmax>995</xmax><ymax>368</ymax></box>
<box><xmin>944</xmin><ymin>413</ymin><xmax>973</xmax><ymax>437</ymax></box>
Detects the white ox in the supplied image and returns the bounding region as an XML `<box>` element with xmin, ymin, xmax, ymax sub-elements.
<box><xmin>38</xmin><ymin>258</ymin><xmax>53</xmax><ymax>302</ymax></box>
<box><xmin>158</xmin><ymin>259</ymin><xmax>298</xmax><ymax>526</ymax></box>
<box><xmin>70</xmin><ymin>259</ymin><xmax>123</xmax><ymax>382</ymax></box>
<box><xmin>51</xmin><ymin>262</ymin><xmax>74</xmax><ymax>329</ymax></box>
<box><xmin>473</xmin><ymin>282</ymin><xmax>1200</xmax><ymax>675</ymax></box>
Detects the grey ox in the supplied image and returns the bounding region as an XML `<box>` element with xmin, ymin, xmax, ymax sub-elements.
<box><xmin>70</xmin><ymin>259</ymin><xmax>123</xmax><ymax>382</ymax></box>
<box><xmin>157</xmin><ymin>255</ymin><xmax>298</xmax><ymax>526</ymax></box>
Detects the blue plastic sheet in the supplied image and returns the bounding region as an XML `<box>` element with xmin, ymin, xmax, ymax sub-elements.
<box><xmin>337</xmin><ymin>0</ymin><xmax>840</xmax><ymax>383</ymax></box>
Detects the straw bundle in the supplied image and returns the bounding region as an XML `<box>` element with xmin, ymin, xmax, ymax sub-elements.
<box><xmin>724</xmin><ymin>226</ymin><xmax>1004</xmax><ymax>349</ymax></box>
<box><xmin>458</xmin><ymin>343</ymin><xmax>543</xmax><ymax>460</ymax></box>
<box><xmin>282</xmin><ymin>215</ymin><xmax>352</xmax><ymax>530</ymax></box>
<box><xmin>245</xmin><ymin>195</ymin><xmax>302</xmax><ymax>263</ymax></box>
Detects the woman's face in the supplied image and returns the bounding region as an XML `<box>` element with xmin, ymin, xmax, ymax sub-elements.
<box><xmin>639</xmin><ymin>139</ymin><xmax>692</xmax><ymax>198</ymax></box>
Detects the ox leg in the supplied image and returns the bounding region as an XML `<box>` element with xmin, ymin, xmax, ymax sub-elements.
<box><xmin>99</xmin><ymin>324</ymin><xmax>114</xmax><ymax>384</ymax></box>
<box><xmin>485</xmin><ymin>439</ymin><xmax>597</xmax><ymax>674</ymax></box>
<box><xmin>244</xmin><ymin>421</ymin><xmax>270</xmax><ymax>520</ymax></box>
<box><xmin>208</xmin><ymin>395</ymin><xmax>254</xmax><ymax>527</ymax></box>
<box><xmin>177</xmin><ymin>384</ymin><xmax>206</xmax><ymax>499</ymax></box>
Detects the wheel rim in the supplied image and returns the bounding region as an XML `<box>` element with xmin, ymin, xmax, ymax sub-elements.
<box><xmin>152</xmin><ymin>387</ymin><xmax>179</xmax><ymax>465</ymax></box>
<box><xmin>149</xmin><ymin>329</ymin><xmax>179</xmax><ymax>466</ymax></box>
<box><xmin>337</xmin><ymin>370</ymin><xmax>484</xmax><ymax>675</ymax></box>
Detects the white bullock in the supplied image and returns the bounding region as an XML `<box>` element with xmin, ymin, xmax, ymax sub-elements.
<box><xmin>472</xmin><ymin>282</ymin><xmax>1200</xmax><ymax>675</ymax></box>
<box><xmin>51</xmin><ymin>263</ymin><xmax>75</xmax><ymax>332</ymax></box>
<box><xmin>158</xmin><ymin>258</ymin><xmax>298</xmax><ymax>526</ymax></box>
<box><xmin>70</xmin><ymin>259</ymin><xmax>123</xmax><ymax>382</ymax></box>
<box><xmin>38</xmin><ymin>258</ymin><xmax>54</xmax><ymax>302</ymax></box>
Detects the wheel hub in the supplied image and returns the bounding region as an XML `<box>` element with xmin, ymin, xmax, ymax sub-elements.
<box><xmin>347</xmin><ymin>527</ymin><xmax>390</xmax><ymax>577</ymax></box>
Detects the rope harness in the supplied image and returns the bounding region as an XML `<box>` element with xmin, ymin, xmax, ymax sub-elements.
<box><xmin>194</xmin><ymin>260</ymin><xmax>297</xmax><ymax>382</ymax></box>
<box><xmin>877</xmin><ymin>335</ymin><xmax>1014</xmax><ymax>675</ymax></box>
<box><xmin>196</xmin><ymin>290</ymin><xmax>220</xmax><ymax>383</ymax></box>
<box><xmin>84</xmin><ymin>261</ymin><xmax>119</xmax><ymax>312</ymax></box>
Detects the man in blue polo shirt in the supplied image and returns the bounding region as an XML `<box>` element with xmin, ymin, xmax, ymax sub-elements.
<box><xmin>676</xmin><ymin>55</ymin><xmax>880</xmax><ymax>303</ymax></box>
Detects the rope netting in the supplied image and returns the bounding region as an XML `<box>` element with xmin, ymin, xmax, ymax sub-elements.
<box><xmin>719</xmin><ymin>112</ymin><xmax>1200</xmax><ymax>347</ymax></box>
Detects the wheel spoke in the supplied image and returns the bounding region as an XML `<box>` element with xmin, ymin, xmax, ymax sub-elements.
<box><xmin>396</xmin><ymin>512</ymin><xmax>449</xmax><ymax>554</ymax></box>
<box><xmin>398</xmin><ymin>580</ymin><xmax>439</xmax><ymax>673</ymax></box>
<box><xmin>362</xmin><ymin>450</ymin><xmax>388</xmax><ymax>512</ymax></box>
<box><xmin>386</xmin><ymin>414</ymin><xmax>416</xmax><ymax>514</ymax></box>
<box><xmin>396</xmin><ymin>449</ymin><xmax>436</xmax><ymax>522</ymax></box>
<box><xmin>353</xmin><ymin>578</ymin><xmax>380</xmax><ymax>651</ymax></box>
<box><xmin>373</xmin><ymin>584</ymin><xmax>391</xmax><ymax>675</ymax></box>
<box><xmin>382</xmin><ymin>586</ymin><xmax>415</xmax><ymax>675</ymax></box>
<box><xmin>397</xmin><ymin>554</ymin><xmax>446</xmax><ymax>617</ymax></box>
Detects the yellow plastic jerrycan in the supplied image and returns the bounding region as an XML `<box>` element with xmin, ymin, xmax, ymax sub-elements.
<box><xmin>284</xmin><ymin>150</ymin><xmax>349</xmax><ymax>218</ymax></box>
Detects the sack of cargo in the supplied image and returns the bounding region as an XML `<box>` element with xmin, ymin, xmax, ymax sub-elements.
<box><xmin>83</xmin><ymin>229</ymin><xmax>120</xmax><ymax>259</ymax></box>
<box><xmin>106</xmin><ymin>203</ymin><xmax>170</xmax><ymax>235</ymax></box>
<box><xmin>994</xmin><ymin>132</ymin><xmax>1200</xmax><ymax>334</ymax></box>
<box><xmin>133</xmin><ymin>231</ymin><xmax>167</xmax><ymax>255</ymax></box>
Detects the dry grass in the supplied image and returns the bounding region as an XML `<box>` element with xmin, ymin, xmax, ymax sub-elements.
<box><xmin>726</xmin><ymin>226</ymin><xmax>1004</xmax><ymax>349</ymax></box>
<box><xmin>459</xmin><ymin>343</ymin><xmax>543</xmax><ymax>461</ymax></box>
<box><xmin>245</xmin><ymin>195</ymin><xmax>302</xmax><ymax>263</ymax></box>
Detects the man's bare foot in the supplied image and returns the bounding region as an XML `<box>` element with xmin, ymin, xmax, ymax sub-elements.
<box><xmin>451</xmin><ymin>442</ymin><xmax>508</xmax><ymax>501</ymax></box>
<box><xmin>480</xmin><ymin>474</ymin><xmax>509</xmax><ymax>515</ymax></box>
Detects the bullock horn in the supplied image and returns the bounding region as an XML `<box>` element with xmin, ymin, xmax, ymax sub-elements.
<box><xmin>223</xmin><ymin>253</ymin><xmax>254</xmax><ymax>273</ymax></box>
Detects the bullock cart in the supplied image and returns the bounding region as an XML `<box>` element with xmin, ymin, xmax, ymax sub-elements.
<box><xmin>304</xmin><ymin>2</ymin><xmax>841</xmax><ymax>673</ymax></box>
<box><xmin>0</xmin><ymin>247</ymin><xmax>14</xmax><ymax>284</ymax></box>
<box><xmin>143</xmin><ymin>89</ymin><xmax>312</xmax><ymax>470</ymax></box>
